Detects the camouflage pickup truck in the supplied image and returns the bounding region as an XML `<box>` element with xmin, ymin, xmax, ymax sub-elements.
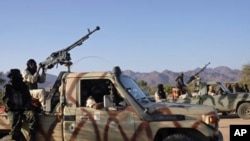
<box><xmin>0</xmin><ymin>66</ymin><xmax>223</xmax><ymax>141</ymax></box>
<box><xmin>169</xmin><ymin>81</ymin><xmax>250</xmax><ymax>120</ymax></box>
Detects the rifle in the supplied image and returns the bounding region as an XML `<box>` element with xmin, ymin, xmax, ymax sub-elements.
<box><xmin>40</xmin><ymin>26</ymin><xmax>100</xmax><ymax>71</ymax></box>
<box><xmin>186</xmin><ymin>62</ymin><xmax>211</xmax><ymax>84</ymax></box>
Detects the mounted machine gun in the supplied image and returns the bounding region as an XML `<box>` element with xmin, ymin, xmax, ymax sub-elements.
<box><xmin>40</xmin><ymin>26</ymin><xmax>100</xmax><ymax>72</ymax></box>
<box><xmin>186</xmin><ymin>62</ymin><xmax>210</xmax><ymax>84</ymax></box>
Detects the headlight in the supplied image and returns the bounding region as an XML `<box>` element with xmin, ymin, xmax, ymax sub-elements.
<box><xmin>202</xmin><ymin>115</ymin><xmax>219</xmax><ymax>129</ymax></box>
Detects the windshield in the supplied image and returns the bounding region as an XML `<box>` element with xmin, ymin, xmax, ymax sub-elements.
<box><xmin>119</xmin><ymin>76</ymin><xmax>150</xmax><ymax>103</ymax></box>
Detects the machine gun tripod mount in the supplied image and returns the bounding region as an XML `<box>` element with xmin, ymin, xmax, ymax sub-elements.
<box><xmin>40</xmin><ymin>26</ymin><xmax>100</xmax><ymax>72</ymax></box>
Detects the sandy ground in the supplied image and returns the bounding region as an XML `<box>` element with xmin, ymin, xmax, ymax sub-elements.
<box><xmin>219</xmin><ymin>113</ymin><xmax>249</xmax><ymax>141</ymax></box>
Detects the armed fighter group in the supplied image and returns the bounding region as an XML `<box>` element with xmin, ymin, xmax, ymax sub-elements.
<box><xmin>0</xmin><ymin>26</ymin><xmax>225</xmax><ymax>141</ymax></box>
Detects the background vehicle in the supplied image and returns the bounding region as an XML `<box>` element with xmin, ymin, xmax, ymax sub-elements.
<box><xmin>169</xmin><ymin>81</ymin><xmax>250</xmax><ymax>120</ymax></box>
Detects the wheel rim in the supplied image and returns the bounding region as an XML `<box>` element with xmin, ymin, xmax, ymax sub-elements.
<box><xmin>246</xmin><ymin>108</ymin><xmax>250</xmax><ymax>115</ymax></box>
<box><xmin>239</xmin><ymin>103</ymin><xmax>250</xmax><ymax>119</ymax></box>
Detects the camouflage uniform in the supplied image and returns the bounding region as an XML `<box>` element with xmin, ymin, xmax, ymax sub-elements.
<box><xmin>2</xmin><ymin>69</ymin><xmax>38</xmax><ymax>141</ymax></box>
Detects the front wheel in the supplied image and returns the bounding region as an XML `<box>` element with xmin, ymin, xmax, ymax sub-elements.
<box><xmin>163</xmin><ymin>133</ymin><xmax>194</xmax><ymax>141</ymax></box>
<box><xmin>237</xmin><ymin>102</ymin><xmax>250</xmax><ymax>119</ymax></box>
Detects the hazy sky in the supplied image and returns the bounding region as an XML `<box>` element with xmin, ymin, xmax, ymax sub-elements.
<box><xmin>1</xmin><ymin>0</ymin><xmax>250</xmax><ymax>75</ymax></box>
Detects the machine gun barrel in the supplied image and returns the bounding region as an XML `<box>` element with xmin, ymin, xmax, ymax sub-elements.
<box><xmin>63</xmin><ymin>26</ymin><xmax>100</xmax><ymax>52</ymax></box>
<box><xmin>40</xmin><ymin>26</ymin><xmax>100</xmax><ymax>70</ymax></box>
<box><xmin>186</xmin><ymin>62</ymin><xmax>210</xmax><ymax>84</ymax></box>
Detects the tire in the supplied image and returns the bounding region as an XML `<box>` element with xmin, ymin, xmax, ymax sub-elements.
<box><xmin>162</xmin><ymin>133</ymin><xmax>194</xmax><ymax>141</ymax></box>
<box><xmin>237</xmin><ymin>102</ymin><xmax>250</xmax><ymax>119</ymax></box>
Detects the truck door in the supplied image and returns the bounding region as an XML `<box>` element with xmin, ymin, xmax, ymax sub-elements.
<box><xmin>74</xmin><ymin>107</ymin><xmax>135</xmax><ymax>141</ymax></box>
<box><xmin>63</xmin><ymin>78</ymin><xmax>135</xmax><ymax>141</ymax></box>
<box><xmin>202</xmin><ymin>84</ymin><xmax>231</xmax><ymax>111</ymax></box>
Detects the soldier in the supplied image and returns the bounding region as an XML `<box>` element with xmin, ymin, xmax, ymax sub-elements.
<box><xmin>175</xmin><ymin>73</ymin><xmax>187</xmax><ymax>93</ymax></box>
<box><xmin>193</xmin><ymin>75</ymin><xmax>201</xmax><ymax>92</ymax></box>
<box><xmin>22</xmin><ymin>59</ymin><xmax>47</xmax><ymax>110</ymax></box>
<box><xmin>154</xmin><ymin>84</ymin><xmax>166</xmax><ymax>102</ymax></box>
<box><xmin>107</xmin><ymin>81</ymin><xmax>123</xmax><ymax>106</ymax></box>
<box><xmin>225</xmin><ymin>83</ymin><xmax>233</xmax><ymax>92</ymax></box>
<box><xmin>2</xmin><ymin>69</ymin><xmax>38</xmax><ymax>141</ymax></box>
<box><xmin>22</xmin><ymin>59</ymin><xmax>46</xmax><ymax>89</ymax></box>
<box><xmin>175</xmin><ymin>73</ymin><xmax>185</xmax><ymax>92</ymax></box>
<box><xmin>85</xmin><ymin>84</ymin><xmax>105</xmax><ymax>109</ymax></box>
<box><xmin>208</xmin><ymin>85</ymin><xmax>216</xmax><ymax>96</ymax></box>
<box><xmin>234</xmin><ymin>83</ymin><xmax>244</xmax><ymax>93</ymax></box>
<box><xmin>243</xmin><ymin>84</ymin><xmax>249</xmax><ymax>93</ymax></box>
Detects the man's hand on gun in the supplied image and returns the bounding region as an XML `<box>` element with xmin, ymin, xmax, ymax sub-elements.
<box><xmin>38</xmin><ymin>63</ymin><xmax>46</xmax><ymax>73</ymax></box>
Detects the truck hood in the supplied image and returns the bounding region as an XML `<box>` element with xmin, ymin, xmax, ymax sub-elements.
<box><xmin>233</xmin><ymin>92</ymin><xmax>250</xmax><ymax>98</ymax></box>
<box><xmin>144</xmin><ymin>102</ymin><xmax>218</xmax><ymax>120</ymax></box>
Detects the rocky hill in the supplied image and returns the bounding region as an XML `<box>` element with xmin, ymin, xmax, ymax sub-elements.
<box><xmin>0</xmin><ymin>66</ymin><xmax>241</xmax><ymax>89</ymax></box>
<box><xmin>123</xmin><ymin>66</ymin><xmax>241</xmax><ymax>87</ymax></box>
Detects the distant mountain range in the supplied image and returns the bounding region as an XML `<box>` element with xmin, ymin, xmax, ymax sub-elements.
<box><xmin>0</xmin><ymin>66</ymin><xmax>241</xmax><ymax>89</ymax></box>
<box><xmin>122</xmin><ymin>66</ymin><xmax>241</xmax><ymax>87</ymax></box>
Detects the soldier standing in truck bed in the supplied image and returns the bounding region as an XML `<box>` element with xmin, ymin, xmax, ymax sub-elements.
<box><xmin>175</xmin><ymin>72</ymin><xmax>187</xmax><ymax>93</ymax></box>
<box><xmin>22</xmin><ymin>59</ymin><xmax>47</xmax><ymax>110</ymax></box>
<box><xmin>175</xmin><ymin>72</ymin><xmax>192</xmax><ymax>97</ymax></box>
<box><xmin>22</xmin><ymin>59</ymin><xmax>46</xmax><ymax>89</ymax></box>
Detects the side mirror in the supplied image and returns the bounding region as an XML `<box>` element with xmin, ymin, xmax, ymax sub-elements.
<box><xmin>104</xmin><ymin>95</ymin><xmax>113</xmax><ymax>108</ymax></box>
